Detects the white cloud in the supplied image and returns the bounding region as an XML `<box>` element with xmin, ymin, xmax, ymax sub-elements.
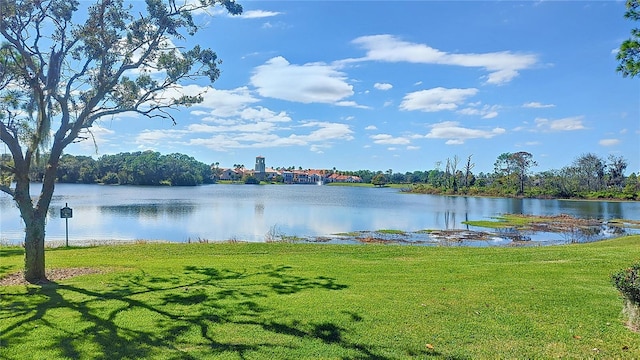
<box><xmin>370</xmin><ymin>134</ymin><xmax>411</xmax><ymax>145</ymax></box>
<box><xmin>445</xmin><ymin>139</ymin><xmax>464</xmax><ymax>145</ymax></box>
<box><xmin>599</xmin><ymin>138</ymin><xmax>621</xmax><ymax>146</ymax></box>
<box><xmin>250</xmin><ymin>56</ymin><xmax>354</xmax><ymax>104</ymax></box>
<box><xmin>374</xmin><ymin>82</ymin><xmax>393</xmax><ymax>91</ymax></box>
<box><xmin>188</xmin><ymin>121</ymin><xmax>353</xmax><ymax>151</ymax></box>
<box><xmin>187</xmin><ymin>121</ymin><xmax>277</xmax><ymax>134</ymax></box>
<box><xmin>136</xmin><ymin>129</ymin><xmax>188</xmax><ymax>146</ymax></box>
<box><xmin>199</xmin><ymin>87</ymin><xmax>259</xmax><ymax>117</ymax></box>
<box><xmin>335</xmin><ymin>100</ymin><xmax>369</xmax><ymax>109</ymax></box>
<box><xmin>365</xmin><ymin>125</ymin><xmax>378</xmax><ymax>130</ymax></box>
<box><xmin>345</xmin><ymin>34</ymin><xmax>538</xmax><ymax>85</ymax></box>
<box><xmin>239</xmin><ymin>10</ymin><xmax>282</xmax><ymax>19</ymax></box>
<box><xmin>239</xmin><ymin>107</ymin><xmax>292</xmax><ymax>123</ymax></box>
<box><xmin>523</xmin><ymin>101</ymin><xmax>555</xmax><ymax>108</ymax></box>
<box><xmin>298</xmin><ymin>121</ymin><xmax>355</xmax><ymax>142</ymax></box>
<box><xmin>535</xmin><ymin>116</ymin><xmax>585</xmax><ymax>131</ymax></box>
<box><xmin>310</xmin><ymin>144</ymin><xmax>327</xmax><ymax>153</ymax></box>
<box><xmin>425</xmin><ymin>121</ymin><xmax>506</xmax><ymax>144</ymax></box>
<box><xmin>189</xmin><ymin>136</ymin><xmax>242</xmax><ymax>151</ymax></box>
<box><xmin>457</xmin><ymin>104</ymin><xmax>500</xmax><ymax>119</ymax></box>
<box><xmin>482</xmin><ymin>111</ymin><xmax>498</xmax><ymax>119</ymax></box>
<box><xmin>163</xmin><ymin>85</ymin><xmax>259</xmax><ymax>118</ymax></box>
<box><xmin>400</xmin><ymin>87</ymin><xmax>478</xmax><ymax>112</ymax></box>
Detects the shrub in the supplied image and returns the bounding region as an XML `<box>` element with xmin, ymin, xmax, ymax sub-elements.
<box><xmin>612</xmin><ymin>262</ymin><xmax>640</xmax><ymax>304</ymax></box>
<box><xmin>243</xmin><ymin>175</ymin><xmax>260</xmax><ymax>184</ymax></box>
<box><xmin>612</xmin><ymin>262</ymin><xmax>640</xmax><ymax>331</ymax></box>
<box><xmin>100</xmin><ymin>172</ymin><xmax>119</xmax><ymax>184</ymax></box>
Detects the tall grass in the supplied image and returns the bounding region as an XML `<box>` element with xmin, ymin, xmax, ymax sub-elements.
<box><xmin>1</xmin><ymin>237</ymin><xmax>639</xmax><ymax>359</ymax></box>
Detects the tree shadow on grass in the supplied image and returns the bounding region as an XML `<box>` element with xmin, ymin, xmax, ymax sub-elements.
<box><xmin>0</xmin><ymin>248</ymin><xmax>24</xmax><ymax>258</ymax></box>
<box><xmin>0</xmin><ymin>264</ymin><xmax>441</xmax><ymax>359</ymax></box>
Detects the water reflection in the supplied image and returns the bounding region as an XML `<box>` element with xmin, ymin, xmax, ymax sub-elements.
<box><xmin>495</xmin><ymin>227</ymin><xmax>532</xmax><ymax>242</ymax></box>
<box><xmin>100</xmin><ymin>203</ymin><xmax>196</xmax><ymax>218</ymax></box>
<box><xmin>572</xmin><ymin>200</ymin><xmax>623</xmax><ymax>219</ymax></box>
<box><xmin>506</xmin><ymin>198</ymin><xmax>524</xmax><ymax>215</ymax></box>
<box><xmin>255</xmin><ymin>202</ymin><xmax>264</xmax><ymax>218</ymax></box>
<box><xmin>1</xmin><ymin>184</ymin><xmax>638</xmax><ymax>245</ymax></box>
<box><xmin>437</xmin><ymin>211</ymin><xmax>459</xmax><ymax>230</ymax></box>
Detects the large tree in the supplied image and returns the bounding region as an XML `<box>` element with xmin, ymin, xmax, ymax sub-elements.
<box><xmin>0</xmin><ymin>0</ymin><xmax>242</xmax><ymax>283</ymax></box>
<box><xmin>493</xmin><ymin>152</ymin><xmax>537</xmax><ymax>195</ymax></box>
<box><xmin>617</xmin><ymin>0</ymin><xmax>640</xmax><ymax>77</ymax></box>
<box><xmin>509</xmin><ymin>151</ymin><xmax>537</xmax><ymax>195</ymax></box>
<box><xmin>573</xmin><ymin>153</ymin><xmax>606</xmax><ymax>192</ymax></box>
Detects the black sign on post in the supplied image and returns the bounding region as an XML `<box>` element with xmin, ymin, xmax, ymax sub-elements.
<box><xmin>60</xmin><ymin>203</ymin><xmax>72</xmax><ymax>247</ymax></box>
<box><xmin>60</xmin><ymin>204</ymin><xmax>73</xmax><ymax>218</ymax></box>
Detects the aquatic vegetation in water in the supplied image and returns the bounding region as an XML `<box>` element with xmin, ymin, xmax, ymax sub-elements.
<box><xmin>307</xmin><ymin>214</ymin><xmax>636</xmax><ymax>246</ymax></box>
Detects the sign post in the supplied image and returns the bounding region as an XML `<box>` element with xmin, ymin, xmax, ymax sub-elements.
<box><xmin>60</xmin><ymin>203</ymin><xmax>73</xmax><ymax>247</ymax></box>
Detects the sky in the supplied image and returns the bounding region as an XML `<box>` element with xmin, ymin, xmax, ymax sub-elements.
<box><xmin>65</xmin><ymin>0</ymin><xmax>640</xmax><ymax>174</ymax></box>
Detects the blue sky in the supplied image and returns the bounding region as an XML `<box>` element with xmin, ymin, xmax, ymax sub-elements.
<box><xmin>66</xmin><ymin>0</ymin><xmax>640</xmax><ymax>174</ymax></box>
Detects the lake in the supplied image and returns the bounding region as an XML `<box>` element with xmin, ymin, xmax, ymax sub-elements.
<box><xmin>1</xmin><ymin>183</ymin><xmax>639</xmax><ymax>246</ymax></box>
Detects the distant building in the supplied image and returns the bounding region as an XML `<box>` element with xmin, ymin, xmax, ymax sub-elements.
<box><xmin>255</xmin><ymin>156</ymin><xmax>266</xmax><ymax>181</ymax></box>
<box><xmin>264</xmin><ymin>167</ymin><xmax>279</xmax><ymax>181</ymax></box>
<box><xmin>327</xmin><ymin>173</ymin><xmax>362</xmax><ymax>183</ymax></box>
<box><xmin>219</xmin><ymin>168</ymin><xmax>242</xmax><ymax>181</ymax></box>
<box><xmin>282</xmin><ymin>171</ymin><xmax>294</xmax><ymax>184</ymax></box>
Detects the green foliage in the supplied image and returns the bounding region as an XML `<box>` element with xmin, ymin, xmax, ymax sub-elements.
<box><xmin>52</xmin><ymin>151</ymin><xmax>213</xmax><ymax>186</ymax></box>
<box><xmin>617</xmin><ymin>0</ymin><xmax>640</xmax><ymax>77</ymax></box>
<box><xmin>57</xmin><ymin>154</ymin><xmax>97</xmax><ymax>183</ymax></box>
<box><xmin>243</xmin><ymin>175</ymin><xmax>260</xmax><ymax>184</ymax></box>
<box><xmin>100</xmin><ymin>172</ymin><xmax>119</xmax><ymax>184</ymax></box>
<box><xmin>376</xmin><ymin>229</ymin><xmax>406</xmax><ymax>235</ymax></box>
<box><xmin>23</xmin><ymin>151</ymin><xmax>218</xmax><ymax>186</ymax></box>
<box><xmin>371</xmin><ymin>173</ymin><xmax>387</xmax><ymax>187</ymax></box>
<box><xmin>612</xmin><ymin>262</ymin><xmax>640</xmax><ymax>304</ymax></box>
<box><xmin>0</xmin><ymin>154</ymin><xmax>14</xmax><ymax>186</ymax></box>
<box><xmin>403</xmin><ymin>153</ymin><xmax>634</xmax><ymax>200</ymax></box>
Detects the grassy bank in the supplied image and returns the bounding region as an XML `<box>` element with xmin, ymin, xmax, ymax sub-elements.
<box><xmin>1</xmin><ymin>237</ymin><xmax>639</xmax><ymax>359</ymax></box>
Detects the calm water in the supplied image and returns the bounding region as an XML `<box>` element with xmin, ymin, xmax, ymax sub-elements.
<box><xmin>1</xmin><ymin>183</ymin><xmax>639</xmax><ymax>245</ymax></box>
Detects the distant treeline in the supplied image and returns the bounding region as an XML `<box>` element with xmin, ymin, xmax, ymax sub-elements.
<box><xmin>2</xmin><ymin>150</ymin><xmax>638</xmax><ymax>199</ymax></box>
<box><xmin>385</xmin><ymin>153</ymin><xmax>638</xmax><ymax>200</ymax></box>
<box><xmin>5</xmin><ymin>151</ymin><xmax>214</xmax><ymax>186</ymax></box>
<box><xmin>331</xmin><ymin>152</ymin><xmax>638</xmax><ymax>200</ymax></box>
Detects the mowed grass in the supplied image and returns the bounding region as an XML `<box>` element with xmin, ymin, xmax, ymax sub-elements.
<box><xmin>1</xmin><ymin>237</ymin><xmax>639</xmax><ymax>359</ymax></box>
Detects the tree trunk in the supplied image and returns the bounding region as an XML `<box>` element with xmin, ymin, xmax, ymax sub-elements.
<box><xmin>14</xmin><ymin>164</ymin><xmax>57</xmax><ymax>284</ymax></box>
<box><xmin>24</xmin><ymin>212</ymin><xmax>47</xmax><ymax>284</ymax></box>
<box><xmin>623</xmin><ymin>298</ymin><xmax>640</xmax><ymax>332</ymax></box>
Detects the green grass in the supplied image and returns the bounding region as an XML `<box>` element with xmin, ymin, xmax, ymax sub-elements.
<box><xmin>1</xmin><ymin>237</ymin><xmax>639</xmax><ymax>359</ymax></box>
<box><xmin>463</xmin><ymin>214</ymin><xmax>566</xmax><ymax>229</ymax></box>
<box><xmin>461</xmin><ymin>219</ymin><xmax>512</xmax><ymax>229</ymax></box>
<box><xmin>375</xmin><ymin>229</ymin><xmax>407</xmax><ymax>235</ymax></box>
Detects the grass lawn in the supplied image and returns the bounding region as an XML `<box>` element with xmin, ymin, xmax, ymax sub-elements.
<box><xmin>1</xmin><ymin>237</ymin><xmax>639</xmax><ymax>359</ymax></box>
